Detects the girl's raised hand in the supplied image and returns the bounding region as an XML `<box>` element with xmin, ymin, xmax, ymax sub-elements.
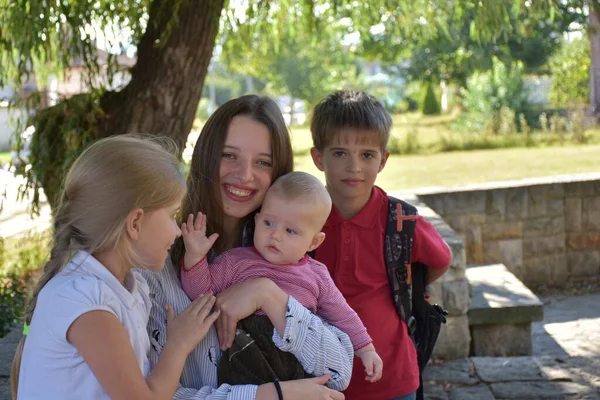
<box><xmin>181</xmin><ymin>212</ymin><xmax>219</xmax><ymax>270</ymax></box>
<box><xmin>164</xmin><ymin>294</ymin><xmax>220</xmax><ymax>355</ymax></box>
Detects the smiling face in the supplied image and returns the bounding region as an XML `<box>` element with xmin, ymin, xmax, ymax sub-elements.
<box><xmin>311</xmin><ymin>129</ymin><xmax>389</xmax><ymax>209</ymax></box>
<box><xmin>253</xmin><ymin>192</ymin><xmax>326</xmax><ymax>265</ymax></box>
<box><xmin>219</xmin><ymin>115</ymin><xmax>274</xmax><ymax>230</ymax></box>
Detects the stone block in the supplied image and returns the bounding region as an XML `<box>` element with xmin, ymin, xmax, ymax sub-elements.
<box><xmin>483</xmin><ymin>240</ymin><xmax>523</xmax><ymax>277</ymax></box>
<box><xmin>482</xmin><ymin>221</ymin><xmax>523</xmax><ymax>241</ymax></box>
<box><xmin>567</xmin><ymin>233</ymin><xmax>600</xmax><ymax>250</ymax></box>
<box><xmin>449</xmin><ymin>242</ymin><xmax>466</xmax><ymax>270</ymax></box>
<box><xmin>546</xmin><ymin>183</ymin><xmax>565</xmax><ymax>199</ymax></box>
<box><xmin>428</xmin><ymin>281</ymin><xmax>444</xmax><ymax>308</ymax></box>
<box><xmin>528</xmin><ymin>185</ymin><xmax>548</xmax><ymax>218</ymax></box>
<box><xmin>490</xmin><ymin>381</ymin><xmax>594</xmax><ymax>399</ymax></box>
<box><xmin>565</xmin><ymin>197</ymin><xmax>582</xmax><ymax>232</ymax></box>
<box><xmin>522</xmin><ymin>234</ymin><xmax>566</xmax><ymax>259</ymax></box>
<box><xmin>465</xmin><ymin>214</ymin><xmax>486</xmax><ymax>225</ymax></box>
<box><xmin>443</xmin><ymin>191</ymin><xmax>486</xmax><ymax>215</ymax></box>
<box><xmin>449</xmin><ymin>385</ymin><xmax>494</xmax><ymax>400</ymax></box>
<box><xmin>442</xmin><ymin>215</ymin><xmax>467</xmax><ymax>233</ymax></box>
<box><xmin>522</xmin><ymin>254</ymin><xmax>567</xmax><ymax>286</ymax></box>
<box><xmin>432</xmin><ymin>315</ymin><xmax>470</xmax><ymax>361</ymax></box>
<box><xmin>422</xmin><ymin>358</ymin><xmax>479</xmax><ymax>385</ymax></box>
<box><xmin>550</xmin><ymin>260</ymin><xmax>570</xmax><ymax>284</ymax></box>
<box><xmin>423</xmin><ymin>383</ymin><xmax>449</xmax><ymax>400</ymax></box>
<box><xmin>442</xmin><ymin>280</ymin><xmax>470</xmax><ymax>316</ymax></box>
<box><xmin>523</xmin><ymin>217</ymin><xmax>565</xmax><ymax>239</ymax></box>
<box><xmin>421</xmin><ymin>194</ymin><xmax>446</xmax><ymax>215</ymax></box>
<box><xmin>472</xmin><ymin>356</ymin><xmax>546</xmax><ymax>382</ymax></box>
<box><xmin>466</xmin><ymin>225</ymin><xmax>484</xmax><ymax>264</ymax></box>
<box><xmin>486</xmin><ymin>190</ymin><xmax>506</xmax><ymax>220</ymax></box>
<box><xmin>505</xmin><ymin>187</ymin><xmax>528</xmax><ymax>220</ymax></box>
<box><xmin>582</xmin><ymin>197</ymin><xmax>600</xmax><ymax>231</ymax></box>
<box><xmin>546</xmin><ymin>198</ymin><xmax>565</xmax><ymax>217</ymax></box>
<box><xmin>567</xmin><ymin>250</ymin><xmax>600</xmax><ymax>277</ymax></box>
<box><xmin>466</xmin><ymin>264</ymin><xmax>543</xmax><ymax>326</ymax></box>
<box><xmin>565</xmin><ymin>181</ymin><xmax>595</xmax><ymax>197</ymax></box>
<box><xmin>438</xmin><ymin>264</ymin><xmax>467</xmax><ymax>284</ymax></box>
<box><xmin>470</xmin><ymin>323</ymin><xmax>532</xmax><ymax>356</ymax></box>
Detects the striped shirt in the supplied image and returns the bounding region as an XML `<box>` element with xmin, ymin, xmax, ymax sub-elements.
<box><xmin>182</xmin><ymin>247</ymin><xmax>372</xmax><ymax>350</ymax></box>
<box><xmin>139</xmin><ymin>258</ymin><xmax>354</xmax><ymax>399</ymax></box>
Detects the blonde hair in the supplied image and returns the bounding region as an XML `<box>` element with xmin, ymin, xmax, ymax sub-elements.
<box><xmin>267</xmin><ymin>171</ymin><xmax>332</xmax><ymax>230</ymax></box>
<box><xmin>10</xmin><ymin>134</ymin><xmax>186</xmax><ymax>399</ymax></box>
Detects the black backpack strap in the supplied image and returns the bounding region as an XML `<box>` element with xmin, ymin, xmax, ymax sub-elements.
<box><xmin>385</xmin><ymin>196</ymin><xmax>418</xmax><ymax>340</ymax></box>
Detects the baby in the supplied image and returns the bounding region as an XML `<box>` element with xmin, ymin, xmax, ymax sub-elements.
<box><xmin>181</xmin><ymin>171</ymin><xmax>383</xmax><ymax>384</ymax></box>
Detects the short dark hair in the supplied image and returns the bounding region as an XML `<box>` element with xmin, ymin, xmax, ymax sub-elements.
<box><xmin>310</xmin><ymin>89</ymin><xmax>392</xmax><ymax>151</ymax></box>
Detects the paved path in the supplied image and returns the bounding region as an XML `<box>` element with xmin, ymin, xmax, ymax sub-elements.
<box><xmin>424</xmin><ymin>292</ymin><xmax>600</xmax><ymax>399</ymax></box>
<box><xmin>0</xmin><ymin>168</ymin><xmax>51</xmax><ymax>239</ymax></box>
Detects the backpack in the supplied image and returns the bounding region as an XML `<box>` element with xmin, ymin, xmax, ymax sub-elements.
<box><xmin>385</xmin><ymin>196</ymin><xmax>448</xmax><ymax>400</ymax></box>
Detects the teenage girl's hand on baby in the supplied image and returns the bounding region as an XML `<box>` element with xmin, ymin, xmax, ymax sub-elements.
<box><xmin>164</xmin><ymin>294</ymin><xmax>220</xmax><ymax>355</ymax></box>
<box><xmin>256</xmin><ymin>375</ymin><xmax>345</xmax><ymax>400</ymax></box>
<box><xmin>181</xmin><ymin>212</ymin><xmax>219</xmax><ymax>270</ymax></box>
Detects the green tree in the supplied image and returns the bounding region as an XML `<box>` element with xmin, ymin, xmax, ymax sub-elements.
<box><xmin>361</xmin><ymin>1</ymin><xmax>578</xmax><ymax>88</ymax></box>
<box><xmin>222</xmin><ymin>20</ymin><xmax>360</xmax><ymax>117</ymax></box>
<box><xmin>0</xmin><ymin>0</ymin><xmax>562</xmax><ymax>210</ymax></box>
<box><xmin>549</xmin><ymin>37</ymin><xmax>590</xmax><ymax>107</ymax></box>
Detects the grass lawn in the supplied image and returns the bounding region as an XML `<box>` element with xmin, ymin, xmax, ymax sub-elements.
<box><xmin>0</xmin><ymin>151</ymin><xmax>10</xmax><ymax>165</ymax></box>
<box><xmin>289</xmin><ymin>110</ymin><xmax>463</xmax><ymax>155</ymax></box>
<box><xmin>294</xmin><ymin>144</ymin><xmax>600</xmax><ymax>192</ymax></box>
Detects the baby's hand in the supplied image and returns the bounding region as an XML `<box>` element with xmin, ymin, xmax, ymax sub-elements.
<box><xmin>182</xmin><ymin>212</ymin><xmax>219</xmax><ymax>270</ymax></box>
<box><xmin>358</xmin><ymin>348</ymin><xmax>383</xmax><ymax>382</ymax></box>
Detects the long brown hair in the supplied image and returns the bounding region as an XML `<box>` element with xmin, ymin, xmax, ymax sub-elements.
<box><xmin>11</xmin><ymin>135</ymin><xmax>186</xmax><ymax>399</ymax></box>
<box><xmin>171</xmin><ymin>95</ymin><xmax>293</xmax><ymax>268</ymax></box>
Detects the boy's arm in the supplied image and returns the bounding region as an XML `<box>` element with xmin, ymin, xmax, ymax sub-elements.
<box><xmin>413</xmin><ymin>215</ymin><xmax>452</xmax><ymax>283</ymax></box>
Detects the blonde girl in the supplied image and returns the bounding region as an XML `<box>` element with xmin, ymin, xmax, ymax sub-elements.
<box><xmin>11</xmin><ymin>135</ymin><xmax>220</xmax><ymax>400</ymax></box>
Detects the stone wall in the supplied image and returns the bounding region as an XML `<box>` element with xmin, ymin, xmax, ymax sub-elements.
<box><xmin>391</xmin><ymin>193</ymin><xmax>471</xmax><ymax>360</ymax></box>
<box><xmin>417</xmin><ymin>173</ymin><xmax>600</xmax><ymax>288</ymax></box>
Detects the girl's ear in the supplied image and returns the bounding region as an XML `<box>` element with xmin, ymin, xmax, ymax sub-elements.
<box><xmin>126</xmin><ymin>208</ymin><xmax>145</xmax><ymax>241</ymax></box>
<box><xmin>307</xmin><ymin>232</ymin><xmax>326</xmax><ymax>252</ymax></box>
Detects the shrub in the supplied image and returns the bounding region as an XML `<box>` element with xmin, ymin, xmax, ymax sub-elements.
<box><xmin>456</xmin><ymin>57</ymin><xmax>528</xmax><ymax>134</ymax></box>
<box><xmin>0</xmin><ymin>231</ymin><xmax>50</xmax><ymax>337</ymax></box>
<box><xmin>421</xmin><ymin>82</ymin><xmax>441</xmax><ymax>115</ymax></box>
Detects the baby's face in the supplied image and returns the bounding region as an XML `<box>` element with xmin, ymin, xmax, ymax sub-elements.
<box><xmin>254</xmin><ymin>194</ymin><xmax>323</xmax><ymax>265</ymax></box>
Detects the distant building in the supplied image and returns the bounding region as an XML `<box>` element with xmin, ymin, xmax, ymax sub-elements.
<box><xmin>0</xmin><ymin>49</ymin><xmax>135</xmax><ymax>150</ymax></box>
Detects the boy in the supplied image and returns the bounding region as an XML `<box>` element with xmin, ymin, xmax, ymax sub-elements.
<box><xmin>180</xmin><ymin>171</ymin><xmax>383</xmax><ymax>386</ymax></box>
<box><xmin>310</xmin><ymin>90</ymin><xmax>452</xmax><ymax>400</ymax></box>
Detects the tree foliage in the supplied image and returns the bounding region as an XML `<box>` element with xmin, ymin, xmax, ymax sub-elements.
<box><xmin>0</xmin><ymin>0</ymin><xmax>564</xmax><ymax>211</ymax></box>
<box><xmin>549</xmin><ymin>37</ymin><xmax>591</xmax><ymax>107</ymax></box>
<box><xmin>360</xmin><ymin>0</ymin><xmax>580</xmax><ymax>86</ymax></box>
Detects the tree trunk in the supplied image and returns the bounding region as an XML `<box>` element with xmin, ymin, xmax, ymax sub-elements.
<box><xmin>588</xmin><ymin>2</ymin><xmax>600</xmax><ymax>113</ymax></box>
<box><xmin>99</xmin><ymin>0</ymin><xmax>225</xmax><ymax>153</ymax></box>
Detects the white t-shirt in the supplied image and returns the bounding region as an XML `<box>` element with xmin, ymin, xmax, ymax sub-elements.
<box><xmin>18</xmin><ymin>251</ymin><xmax>152</xmax><ymax>400</ymax></box>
